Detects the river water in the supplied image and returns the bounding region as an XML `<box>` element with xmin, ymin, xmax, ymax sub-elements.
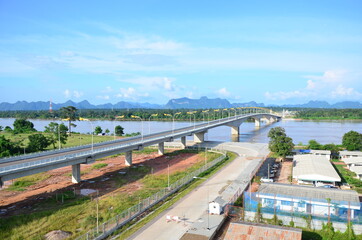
<box><xmin>1</xmin><ymin>118</ymin><xmax>361</xmax><ymax>145</ymax></box>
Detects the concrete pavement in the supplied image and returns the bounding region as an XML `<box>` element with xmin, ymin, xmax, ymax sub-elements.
<box><xmin>127</xmin><ymin>141</ymin><xmax>269</xmax><ymax>240</ymax></box>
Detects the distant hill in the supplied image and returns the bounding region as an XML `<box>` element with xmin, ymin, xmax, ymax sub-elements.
<box><xmin>0</xmin><ymin>98</ymin><xmax>361</xmax><ymax>111</ymax></box>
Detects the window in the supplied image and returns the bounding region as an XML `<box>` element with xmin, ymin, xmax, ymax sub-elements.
<box><xmin>298</xmin><ymin>202</ymin><xmax>306</xmax><ymax>208</ymax></box>
<box><xmin>281</xmin><ymin>200</ymin><xmax>291</xmax><ymax>206</ymax></box>
<box><xmin>264</xmin><ymin>199</ymin><xmax>274</xmax><ymax>207</ymax></box>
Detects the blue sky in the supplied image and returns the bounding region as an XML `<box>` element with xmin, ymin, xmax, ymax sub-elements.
<box><xmin>0</xmin><ymin>0</ymin><xmax>361</xmax><ymax>105</ymax></box>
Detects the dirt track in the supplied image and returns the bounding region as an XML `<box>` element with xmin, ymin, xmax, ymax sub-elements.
<box><xmin>0</xmin><ymin>149</ymin><xmax>203</xmax><ymax>216</ymax></box>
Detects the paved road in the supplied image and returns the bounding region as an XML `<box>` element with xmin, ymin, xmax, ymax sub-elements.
<box><xmin>0</xmin><ymin>113</ymin><xmax>275</xmax><ymax>169</ymax></box>
<box><xmin>128</xmin><ymin>141</ymin><xmax>269</xmax><ymax>240</ymax></box>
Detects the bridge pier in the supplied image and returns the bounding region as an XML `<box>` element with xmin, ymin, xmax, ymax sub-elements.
<box><xmin>194</xmin><ymin>131</ymin><xmax>206</xmax><ymax>143</ymax></box>
<box><xmin>125</xmin><ymin>151</ymin><xmax>132</xmax><ymax>166</ymax></box>
<box><xmin>231</xmin><ymin>126</ymin><xmax>239</xmax><ymax>135</ymax></box>
<box><xmin>181</xmin><ymin>136</ymin><xmax>186</xmax><ymax>149</ymax></box>
<box><xmin>158</xmin><ymin>142</ymin><xmax>165</xmax><ymax>155</ymax></box>
<box><xmin>72</xmin><ymin>164</ymin><xmax>81</xmax><ymax>183</ymax></box>
<box><xmin>255</xmin><ymin>118</ymin><xmax>260</xmax><ymax>127</ymax></box>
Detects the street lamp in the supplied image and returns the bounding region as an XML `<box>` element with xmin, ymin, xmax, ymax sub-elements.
<box><xmin>221</xmin><ymin>109</ymin><xmax>230</xmax><ymax>119</ymax></box>
<box><xmin>193</xmin><ymin>176</ymin><xmax>210</xmax><ymax>230</ymax></box>
<box><xmin>187</xmin><ymin>111</ymin><xmax>197</xmax><ymax>129</ymax></box>
<box><xmin>230</xmin><ymin>108</ymin><xmax>237</xmax><ymax>119</ymax></box>
<box><xmin>148</xmin><ymin>114</ymin><xmax>158</xmax><ymax>134</ymax></box>
<box><xmin>164</xmin><ymin>112</ymin><xmax>181</xmax><ymax>134</ymax></box>
<box><xmin>131</xmin><ymin>115</ymin><xmax>144</xmax><ymax>143</ymax></box>
<box><xmin>114</xmin><ymin>115</ymin><xmax>124</xmax><ymax>140</ymax></box>
<box><xmin>202</xmin><ymin>110</ymin><xmax>210</xmax><ymax>125</ymax></box>
<box><xmin>79</xmin><ymin>117</ymin><xmax>94</xmax><ymax>153</ymax></box>
<box><xmin>213</xmin><ymin>109</ymin><xmax>220</xmax><ymax>121</ymax></box>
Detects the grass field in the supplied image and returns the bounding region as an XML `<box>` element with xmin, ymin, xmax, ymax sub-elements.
<box><xmin>1</xmin><ymin>131</ymin><xmax>118</xmax><ymax>153</ymax></box>
<box><xmin>0</xmin><ymin>149</ymin><xmax>223</xmax><ymax>240</ymax></box>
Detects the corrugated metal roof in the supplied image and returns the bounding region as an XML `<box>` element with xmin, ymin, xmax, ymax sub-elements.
<box><xmin>340</xmin><ymin>151</ymin><xmax>362</xmax><ymax>157</ymax></box>
<box><xmin>343</xmin><ymin>157</ymin><xmax>362</xmax><ymax>165</ymax></box>
<box><xmin>224</xmin><ymin>222</ymin><xmax>302</xmax><ymax>240</ymax></box>
<box><xmin>258</xmin><ymin>183</ymin><xmax>360</xmax><ymax>205</ymax></box>
<box><xmin>293</xmin><ymin>154</ymin><xmax>341</xmax><ymax>182</ymax></box>
<box><xmin>350</xmin><ymin>165</ymin><xmax>362</xmax><ymax>175</ymax></box>
<box><xmin>310</xmin><ymin>150</ymin><xmax>331</xmax><ymax>155</ymax></box>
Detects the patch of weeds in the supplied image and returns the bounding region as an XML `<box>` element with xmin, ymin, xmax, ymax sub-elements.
<box><xmin>91</xmin><ymin>163</ymin><xmax>108</xmax><ymax>170</ymax></box>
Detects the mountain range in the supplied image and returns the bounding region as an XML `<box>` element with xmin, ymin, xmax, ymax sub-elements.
<box><xmin>0</xmin><ymin>97</ymin><xmax>361</xmax><ymax>111</ymax></box>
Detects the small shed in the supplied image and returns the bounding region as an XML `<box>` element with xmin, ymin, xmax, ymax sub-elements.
<box><xmin>209</xmin><ymin>196</ymin><xmax>226</xmax><ymax>215</ymax></box>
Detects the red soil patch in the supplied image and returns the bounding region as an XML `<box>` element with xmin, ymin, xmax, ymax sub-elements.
<box><xmin>0</xmin><ymin>149</ymin><xmax>203</xmax><ymax>216</ymax></box>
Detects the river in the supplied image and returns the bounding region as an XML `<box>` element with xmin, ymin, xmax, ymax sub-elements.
<box><xmin>0</xmin><ymin>118</ymin><xmax>361</xmax><ymax>145</ymax></box>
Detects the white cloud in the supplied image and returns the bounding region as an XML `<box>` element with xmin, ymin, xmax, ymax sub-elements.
<box><xmin>118</xmin><ymin>76</ymin><xmax>176</xmax><ymax>92</ymax></box>
<box><xmin>217</xmin><ymin>87</ymin><xmax>230</xmax><ymax>97</ymax></box>
<box><xmin>331</xmin><ymin>85</ymin><xmax>362</xmax><ymax>98</ymax></box>
<box><xmin>63</xmin><ymin>89</ymin><xmax>83</xmax><ymax>99</ymax></box>
<box><xmin>64</xmin><ymin>89</ymin><xmax>71</xmax><ymax>98</ymax></box>
<box><xmin>306</xmin><ymin>80</ymin><xmax>316</xmax><ymax>90</ymax></box>
<box><xmin>265</xmin><ymin>70</ymin><xmax>362</xmax><ymax>102</ymax></box>
<box><xmin>115</xmin><ymin>87</ymin><xmax>149</xmax><ymax>100</ymax></box>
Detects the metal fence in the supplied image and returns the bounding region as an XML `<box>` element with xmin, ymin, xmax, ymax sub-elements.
<box><xmin>244</xmin><ymin>192</ymin><xmax>362</xmax><ymax>224</ymax></box>
<box><xmin>75</xmin><ymin>147</ymin><xmax>227</xmax><ymax>240</ymax></box>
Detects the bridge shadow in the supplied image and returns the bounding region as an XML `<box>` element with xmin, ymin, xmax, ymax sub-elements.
<box><xmin>0</xmin><ymin>148</ymin><xmax>202</xmax><ymax>219</ymax></box>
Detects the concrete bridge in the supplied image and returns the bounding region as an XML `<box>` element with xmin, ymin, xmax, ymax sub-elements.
<box><xmin>0</xmin><ymin>109</ymin><xmax>281</xmax><ymax>187</ymax></box>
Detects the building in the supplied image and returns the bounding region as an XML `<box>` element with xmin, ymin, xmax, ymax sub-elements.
<box><xmin>349</xmin><ymin>165</ymin><xmax>362</xmax><ymax>180</ymax></box>
<box><xmin>342</xmin><ymin>157</ymin><xmax>362</xmax><ymax>167</ymax></box>
<box><xmin>340</xmin><ymin>151</ymin><xmax>362</xmax><ymax>159</ymax></box>
<box><xmin>257</xmin><ymin>183</ymin><xmax>360</xmax><ymax>219</ymax></box>
<box><xmin>224</xmin><ymin>222</ymin><xmax>302</xmax><ymax>240</ymax></box>
<box><xmin>209</xmin><ymin>196</ymin><xmax>226</xmax><ymax>215</ymax></box>
<box><xmin>293</xmin><ymin>154</ymin><xmax>341</xmax><ymax>186</ymax></box>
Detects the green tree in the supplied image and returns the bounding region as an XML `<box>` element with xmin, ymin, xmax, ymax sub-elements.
<box><xmin>13</xmin><ymin>119</ymin><xmax>36</xmax><ymax>133</ymax></box>
<box><xmin>267</xmin><ymin>127</ymin><xmax>286</xmax><ymax>139</ymax></box>
<box><xmin>0</xmin><ymin>126</ymin><xmax>3</xmax><ymax>131</ymax></box>
<box><xmin>115</xmin><ymin>125</ymin><xmax>124</xmax><ymax>136</ymax></box>
<box><xmin>4</xmin><ymin>126</ymin><xmax>12</xmax><ymax>132</ymax></box>
<box><xmin>268</xmin><ymin>127</ymin><xmax>294</xmax><ymax>159</ymax></box>
<box><xmin>44</xmin><ymin>122</ymin><xmax>68</xmax><ymax>149</ymax></box>
<box><xmin>342</xmin><ymin>131</ymin><xmax>362</xmax><ymax>151</ymax></box>
<box><xmin>27</xmin><ymin>134</ymin><xmax>50</xmax><ymax>152</ymax></box>
<box><xmin>60</xmin><ymin>106</ymin><xmax>78</xmax><ymax>136</ymax></box>
<box><xmin>307</xmin><ymin>139</ymin><xmax>322</xmax><ymax>150</ymax></box>
<box><xmin>94</xmin><ymin>126</ymin><xmax>103</xmax><ymax>135</ymax></box>
<box><xmin>105</xmin><ymin>129</ymin><xmax>110</xmax><ymax>135</ymax></box>
<box><xmin>0</xmin><ymin>135</ymin><xmax>20</xmax><ymax>157</ymax></box>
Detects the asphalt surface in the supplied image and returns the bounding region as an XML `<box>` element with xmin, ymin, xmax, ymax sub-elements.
<box><xmin>0</xmin><ymin>113</ymin><xmax>274</xmax><ymax>169</ymax></box>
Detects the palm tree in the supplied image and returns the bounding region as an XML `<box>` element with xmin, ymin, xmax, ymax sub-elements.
<box><xmin>60</xmin><ymin>106</ymin><xmax>78</xmax><ymax>136</ymax></box>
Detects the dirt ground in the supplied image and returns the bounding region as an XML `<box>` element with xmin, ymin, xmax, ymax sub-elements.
<box><xmin>0</xmin><ymin>149</ymin><xmax>203</xmax><ymax>216</ymax></box>
<box><xmin>274</xmin><ymin>160</ymin><xmax>293</xmax><ymax>183</ymax></box>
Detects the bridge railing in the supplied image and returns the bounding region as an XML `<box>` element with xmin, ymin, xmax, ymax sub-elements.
<box><xmin>0</xmin><ymin>112</ymin><xmax>279</xmax><ymax>174</ymax></box>
<box><xmin>75</xmin><ymin>147</ymin><xmax>227</xmax><ymax>240</ymax></box>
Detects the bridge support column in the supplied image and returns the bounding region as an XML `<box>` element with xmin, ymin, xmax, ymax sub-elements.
<box><xmin>125</xmin><ymin>151</ymin><xmax>132</xmax><ymax>166</ymax></box>
<box><xmin>194</xmin><ymin>131</ymin><xmax>206</xmax><ymax>143</ymax></box>
<box><xmin>72</xmin><ymin>164</ymin><xmax>81</xmax><ymax>183</ymax></box>
<box><xmin>255</xmin><ymin>118</ymin><xmax>260</xmax><ymax>127</ymax></box>
<box><xmin>181</xmin><ymin>136</ymin><xmax>186</xmax><ymax>149</ymax></box>
<box><xmin>231</xmin><ymin>126</ymin><xmax>239</xmax><ymax>135</ymax></box>
<box><xmin>158</xmin><ymin>142</ymin><xmax>165</xmax><ymax>155</ymax></box>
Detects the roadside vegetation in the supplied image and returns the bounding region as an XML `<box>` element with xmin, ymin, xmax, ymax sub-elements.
<box><xmin>0</xmin><ymin>149</ymin><xmax>226</xmax><ymax>239</ymax></box>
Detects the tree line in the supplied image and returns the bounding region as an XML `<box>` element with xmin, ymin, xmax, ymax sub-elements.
<box><xmin>0</xmin><ymin>106</ymin><xmax>127</xmax><ymax>158</ymax></box>
<box><xmin>295</xmin><ymin>109</ymin><xmax>362</xmax><ymax>119</ymax></box>
<box><xmin>268</xmin><ymin>127</ymin><xmax>362</xmax><ymax>158</ymax></box>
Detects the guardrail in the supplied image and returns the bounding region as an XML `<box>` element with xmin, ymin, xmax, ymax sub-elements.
<box><xmin>75</xmin><ymin>147</ymin><xmax>227</xmax><ymax>240</ymax></box>
<box><xmin>0</xmin><ymin>112</ymin><xmax>278</xmax><ymax>175</ymax></box>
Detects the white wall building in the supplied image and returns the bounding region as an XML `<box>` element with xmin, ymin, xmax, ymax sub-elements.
<box><xmin>293</xmin><ymin>154</ymin><xmax>341</xmax><ymax>185</ymax></box>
